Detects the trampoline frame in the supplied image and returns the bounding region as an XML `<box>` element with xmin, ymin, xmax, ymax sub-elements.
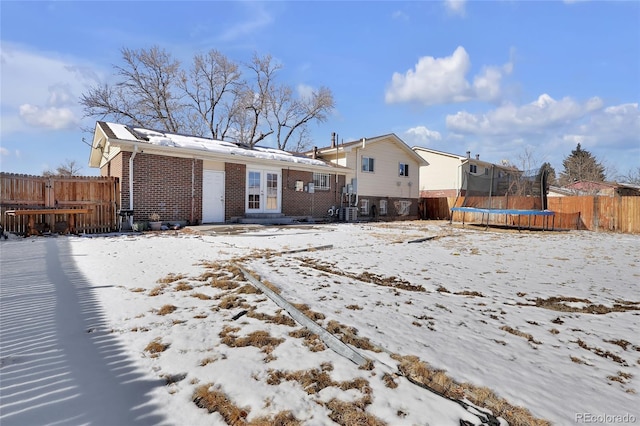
<box><xmin>450</xmin><ymin>207</ymin><xmax>556</xmax><ymax>231</ymax></box>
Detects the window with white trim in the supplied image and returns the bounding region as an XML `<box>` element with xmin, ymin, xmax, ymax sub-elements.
<box><xmin>360</xmin><ymin>199</ymin><xmax>369</xmax><ymax>215</ymax></box>
<box><xmin>362</xmin><ymin>157</ymin><xmax>375</xmax><ymax>172</ymax></box>
<box><xmin>379</xmin><ymin>199</ymin><xmax>387</xmax><ymax>215</ymax></box>
<box><xmin>469</xmin><ymin>164</ymin><xmax>477</xmax><ymax>174</ymax></box>
<box><xmin>399</xmin><ymin>163</ymin><xmax>409</xmax><ymax>177</ymax></box>
<box><xmin>313</xmin><ymin>173</ymin><xmax>330</xmax><ymax>190</ymax></box>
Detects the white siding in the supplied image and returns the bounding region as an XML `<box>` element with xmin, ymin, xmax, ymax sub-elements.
<box><xmin>416</xmin><ymin>150</ymin><xmax>463</xmax><ymax>192</ymax></box>
<box><xmin>346</xmin><ymin>139</ymin><xmax>420</xmax><ymax>198</ymax></box>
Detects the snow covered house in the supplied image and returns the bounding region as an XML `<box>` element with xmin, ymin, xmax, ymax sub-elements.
<box><xmin>306</xmin><ymin>133</ymin><xmax>427</xmax><ymax>220</ymax></box>
<box><xmin>88</xmin><ymin>122</ymin><xmax>351</xmax><ymax>225</ymax></box>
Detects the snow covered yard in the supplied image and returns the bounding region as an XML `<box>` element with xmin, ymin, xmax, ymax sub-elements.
<box><xmin>2</xmin><ymin>221</ymin><xmax>638</xmax><ymax>425</ymax></box>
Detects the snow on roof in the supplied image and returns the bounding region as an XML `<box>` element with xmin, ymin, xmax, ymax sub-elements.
<box><xmin>104</xmin><ymin>122</ymin><xmax>331</xmax><ymax>168</ymax></box>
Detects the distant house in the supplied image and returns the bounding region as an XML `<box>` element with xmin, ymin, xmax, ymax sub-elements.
<box><xmin>88</xmin><ymin>122</ymin><xmax>350</xmax><ymax>225</ymax></box>
<box><xmin>412</xmin><ymin>147</ymin><xmax>513</xmax><ymax>198</ymax></box>
<box><xmin>308</xmin><ymin>133</ymin><xmax>427</xmax><ymax>220</ymax></box>
<box><xmin>556</xmin><ymin>181</ymin><xmax>640</xmax><ymax>197</ymax></box>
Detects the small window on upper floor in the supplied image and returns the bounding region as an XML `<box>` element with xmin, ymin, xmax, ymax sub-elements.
<box><xmin>469</xmin><ymin>164</ymin><xmax>478</xmax><ymax>174</ymax></box>
<box><xmin>399</xmin><ymin>163</ymin><xmax>409</xmax><ymax>177</ymax></box>
<box><xmin>362</xmin><ymin>157</ymin><xmax>375</xmax><ymax>173</ymax></box>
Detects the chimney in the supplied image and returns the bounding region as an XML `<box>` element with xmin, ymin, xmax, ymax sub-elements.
<box><xmin>476</xmin><ymin>154</ymin><xmax>480</xmax><ymax>160</ymax></box>
<box><xmin>331</xmin><ymin>132</ymin><xmax>336</xmax><ymax>149</ymax></box>
<box><xmin>312</xmin><ymin>146</ymin><xmax>318</xmax><ymax>159</ymax></box>
<box><xmin>466</xmin><ymin>151</ymin><xmax>471</xmax><ymax>159</ymax></box>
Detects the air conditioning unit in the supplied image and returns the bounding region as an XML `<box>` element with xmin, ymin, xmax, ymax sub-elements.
<box><xmin>340</xmin><ymin>207</ymin><xmax>358</xmax><ymax>222</ymax></box>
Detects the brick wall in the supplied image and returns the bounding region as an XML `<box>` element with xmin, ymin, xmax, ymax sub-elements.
<box><xmin>282</xmin><ymin>169</ymin><xmax>345</xmax><ymax>218</ymax></box>
<box><xmin>225</xmin><ymin>162</ymin><xmax>246</xmax><ymax>218</ymax></box>
<box><xmin>356</xmin><ymin>195</ymin><xmax>421</xmax><ymax>221</ymax></box>
<box><xmin>108</xmin><ymin>152</ymin><xmax>203</xmax><ymax>223</ymax></box>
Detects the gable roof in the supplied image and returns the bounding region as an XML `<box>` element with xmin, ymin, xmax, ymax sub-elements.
<box><xmin>90</xmin><ymin>122</ymin><xmax>347</xmax><ymax>173</ymax></box>
<box><xmin>309</xmin><ymin>133</ymin><xmax>427</xmax><ymax>165</ymax></box>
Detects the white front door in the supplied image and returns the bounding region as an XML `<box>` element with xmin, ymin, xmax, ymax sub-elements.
<box><xmin>246</xmin><ymin>169</ymin><xmax>281</xmax><ymax>213</ymax></box>
<box><xmin>202</xmin><ymin>170</ymin><xmax>225</xmax><ymax>223</ymax></box>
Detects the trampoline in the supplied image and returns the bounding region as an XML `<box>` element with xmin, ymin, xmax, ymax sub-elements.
<box><xmin>450</xmin><ymin>207</ymin><xmax>555</xmax><ymax>231</ymax></box>
<box><xmin>450</xmin><ymin>164</ymin><xmax>555</xmax><ymax>231</ymax></box>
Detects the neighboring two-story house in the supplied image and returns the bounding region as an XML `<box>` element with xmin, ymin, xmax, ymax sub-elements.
<box><xmin>308</xmin><ymin>133</ymin><xmax>427</xmax><ymax>220</ymax></box>
<box><xmin>413</xmin><ymin>147</ymin><xmax>511</xmax><ymax>198</ymax></box>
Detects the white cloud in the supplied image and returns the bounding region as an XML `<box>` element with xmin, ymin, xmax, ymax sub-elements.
<box><xmin>0</xmin><ymin>147</ymin><xmax>9</xmax><ymax>156</ymax></box>
<box><xmin>19</xmin><ymin>104</ymin><xmax>77</xmax><ymax>130</ymax></box>
<box><xmin>444</xmin><ymin>0</ymin><xmax>466</xmax><ymax>17</ymax></box>
<box><xmin>385</xmin><ymin>46</ymin><xmax>513</xmax><ymax>106</ymax></box>
<box><xmin>217</xmin><ymin>3</ymin><xmax>273</xmax><ymax>42</ymax></box>
<box><xmin>446</xmin><ymin>94</ymin><xmax>605</xmax><ymax>135</ymax></box>
<box><xmin>0</xmin><ymin>42</ymin><xmax>99</xmax><ymax>134</ymax></box>
<box><xmin>297</xmin><ymin>83</ymin><xmax>314</xmax><ymax>101</ymax></box>
<box><xmin>405</xmin><ymin>126</ymin><xmax>442</xmax><ymax>143</ymax></box>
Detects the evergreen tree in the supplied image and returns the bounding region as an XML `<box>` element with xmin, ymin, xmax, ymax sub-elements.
<box><xmin>559</xmin><ymin>143</ymin><xmax>605</xmax><ymax>185</ymax></box>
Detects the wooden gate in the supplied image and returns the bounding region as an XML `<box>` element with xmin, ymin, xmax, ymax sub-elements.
<box><xmin>1</xmin><ymin>173</ymin><xmax>119</xmax><ymax>235</ymax></box>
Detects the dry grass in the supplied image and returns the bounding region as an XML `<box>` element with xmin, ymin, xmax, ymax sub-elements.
<box><xmin>500</xmin><ymin>326</ymin><xmax>542</xmax><ymax>345</ymax></box>
<box><xmin>575</xmin><ymin>339</ymin><xmax>628</xmax><ymax>365</ymax></box>
<box><xmin>532</xmin><ymin>296</ymin><xmax>640</xmax><ymax>314</ymax></box>
<box><xmin>325</xmin><ymin>397</ymin><xmax>384</xmax><ymax>426</ymax></box>
<box><xmin>297</xmin><ymin>257</ymin><xmax>425</xmax><ymax>292</ymax></box>
<box><xmin>174</xmin><ymin>281</ymin><xmax>193</xmax><ymax>291</ymax></box>
<box><xmin>130</xmin><ymin>287</ymin><xmax>145</xmax><ymax>293</ymax></box>
<box><xmin>192</xmin><ymin>384</ymin><xmax>249</xmax><ymax>424</ymax></box>
<box><xmin>288</xmin><ymin>328</ymin><xmax>326</xmax><ymax>352</ymax></box>
<box><xmin>149</xmin><ymin>284</ymin><xmax>167</xmax><ymax>296</ymax></box>
<box><xmin>291</xmin><ymin>303</ymin><xmax>326</xmax><ymax>322</ymax></box>
<box><xmin>382</xmin><ymin>373</ymin><xmax>398</xmax><ymax>389</ymax></box>
<box><xmin>250</xmin><ymin>412</ymin><xmax>301</xmax><ymax>426</ymax></box>
<box><xmin>144</xmin><ymin>338</ymin><xmax>169</xmax><ymax>355</ymax></box>
<box><xmin>192</xmin><ymin>292</ymin><xmax>212</xmax><ymax>300</ymax></box>
<box><xmin>220</xmin><ymin>326</ymin><xmax>284</xmax><ymax>355</ymax></box>
<box><xmin>200</xmin><ymin>356</ymin><xmax>219</xmax><ymax>366</ymax></box>
<box><xmin>236</xmin><ymin>284</ymin><xmax>262</xmax><ymax>294</ymax></box>
<box><xmin>157</xmin><ymin>304</ymin><xmax>177</xmax><ymax>315</ymax></box>
<box><xmin>247</xmin><ymin>310</ymin><xmax>296</xmax><ymax>327</ymax></box>
<box><xmin>345</xmin><ymin>304</ymin><xmax>363</xmax><ymax>310</ymax></box>
<box><xmin>326</xmin><ymin>320</ymin><xmax>381</xmax><ymax>352</ymax></box>
<box><xmin>391</xmin><ymin>354</ymin><xmax>550</xmax><ymax>426</ymax></box>
<box><xmin>157</xmin><ymin>273</ymin><xmax>188</xmax><ymax>284</ymax></box>
<box><xmin>218</xmin><ymin>294</ymin><xmax>248</xmax><ymax>310</ymax></box>
<box><xmin>211</xmin><ymin>279</ymin><xmax>240</xmax><ymax>290</ymax></box>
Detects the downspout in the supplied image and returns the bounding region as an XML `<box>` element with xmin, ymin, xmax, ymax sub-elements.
<box><xmin>191</xmin><ymin>158</ymin><xmax>195</xmax><ymax>225</ymax></box>
<box><xmin>129</xmin><ymin>144</ymin><xmax>138</xmax><ymax>227</ymax></box>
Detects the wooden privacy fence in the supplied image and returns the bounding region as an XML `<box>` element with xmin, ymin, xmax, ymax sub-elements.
<box><xmin>1</xmin><ymin>173</ymin><xmax>119</xmax><ymax>235</ymax></box>
<box><xmin>420</xmin><ymin>196</ymin><xmax>640</xmax><ymax>233</ymax></box>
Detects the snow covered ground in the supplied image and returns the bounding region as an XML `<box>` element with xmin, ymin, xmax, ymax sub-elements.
<box><xmin>1</xmin><ymin>221</ymin><xmax>638</xmax><ymax>425</ymax></box>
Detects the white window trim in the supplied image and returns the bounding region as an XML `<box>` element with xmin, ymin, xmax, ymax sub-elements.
<box><xmin>360</xmin><ymin>199</ymin><xmax>369</xmax><ymax>214</ymax></box>
<box><xmin>399</xmin><ymin>163</ymin><xmax>409</xmax><ymax>177</ymax></box>
<box><xmin>379</xmin><ymin>199</ymin><xmax>387</xmax><ymax>215</ymax></box>
<box><xmin>313</xmin><ymin>172</ymin><xmax>331</xmax><ymax>190</ymax></box>
<box><xmin>362</xmin><ymin>157</ymin><xmax>375</xmax><ymax>173</ymax></box>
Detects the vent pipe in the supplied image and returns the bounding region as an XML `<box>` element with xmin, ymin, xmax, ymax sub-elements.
<box><xmin>331</xmin><ymin>132</ymin><xmax>336</xmax><ymax>148</ymax></box>
<box><xmin>476</xmin><ymin>154</ymin><xmax>480</xmax><ymax>160</ymax></box>
<box><xmin>312</xmin><ymin>146</ymin><xmax>318</xmax><ymax>159</ymax></box>
<box><xmin>466</xmin><ymin>151</ymin><xmax>471</xmax><ymax>159</ymax></box>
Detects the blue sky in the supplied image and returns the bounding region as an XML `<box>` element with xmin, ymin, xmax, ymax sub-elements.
<box><xmin>1</xmin><ymin>0</ymin><xmax>639</xmax><ymax>179</ymax></box>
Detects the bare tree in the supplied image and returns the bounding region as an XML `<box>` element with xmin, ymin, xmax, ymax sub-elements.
<box><xmin>269</xmin><ymin>85</ymin><xmax>334</xmax><ymax>151</ymax></box>
<box><xmin>80</xmin><ymin>47</ymin><xmax>335</xmax><ymax>150</ymax></box>
<box><xmin>619</xmin><ymin>166</ymin><xmax>640</xmax><ymax>185</ymax></box>
<box><xmin>178</xmin><ymin>49</ymin><xmax>242</xmax><ymax>139</ymax></box>
<box><xmin>44</xmin><ymin>159</ymin><xmax>83</xmax><ymax>177</ymax></box>
<box><xmin>81</xmin><ymin>47</ymin><xmax>185</xmax><ymax>133</ymax></box>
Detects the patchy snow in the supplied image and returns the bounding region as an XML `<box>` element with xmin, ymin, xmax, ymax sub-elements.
<box><xmin>1</xmin><ymin>222</ymin><xmax>638</xmax><ymax>425</ymax></box>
